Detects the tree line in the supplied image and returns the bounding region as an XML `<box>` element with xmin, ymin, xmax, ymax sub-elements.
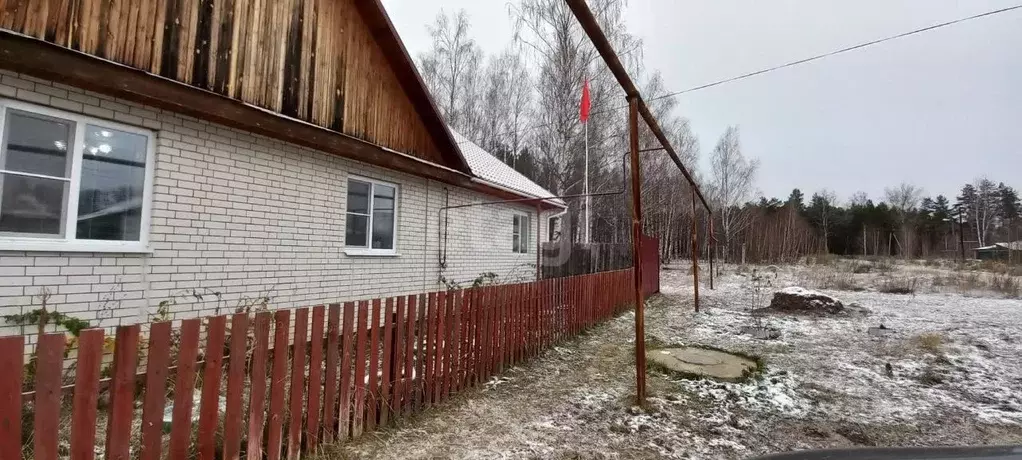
<box><xmin>725</xmin><ymin>179</ymin><xmax>1021</xmax><ymax>263</ymax></box>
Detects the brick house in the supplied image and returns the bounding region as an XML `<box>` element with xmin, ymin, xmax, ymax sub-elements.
<box><xmin>0</xmin><ymin>0</ymin><xmax>564</xmax><ymax>334</ymax></box>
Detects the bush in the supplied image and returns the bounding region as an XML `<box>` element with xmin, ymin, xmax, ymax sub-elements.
<box><xmin>878</xmin><ymin>277</ymin><xmax>917</xmax><ymax>295</ymax></box>
<box><xmin>990</xmin><ymin>274</ymin><xmax>1020</xmax><ymax>298</ymax></box>
<box><xmin>851</xmin><ymin>263</ymin><xmax>873</xmax><ymax>274</ymax></box>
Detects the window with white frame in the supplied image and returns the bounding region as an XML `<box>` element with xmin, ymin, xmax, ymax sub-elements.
<box><xmin>513</xmin><ymin>214</ymin><xmax>530</xmax><ymax>254</ymax></box>
<box><xmin>0</xmin><ymin>100</ymin><xmax>154</xmax><ymax>252</ymax></box>
<box><xmin>345</xmin><ymin>177</ymin><xmax>398</xmax><ymax>254</ymax></box>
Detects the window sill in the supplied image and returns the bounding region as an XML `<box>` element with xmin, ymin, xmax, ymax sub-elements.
<box><xmin>0</xmin><ymin>239</ymin><xmax>153</xmax><ymax>254</ymax></box>
<box><xmin>343</xmin><ymin>248</ymin><xmax>400</xmax><ymax>258</ymax></box>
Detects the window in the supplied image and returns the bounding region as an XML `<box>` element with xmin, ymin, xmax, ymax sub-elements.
<box><xmin>513</xmin><ymin>214</ymin><xmax>530</xmax><ymax>254</ymax></box>
<box><xmin>0</xmin><ymin>100</ymin><xmax>154</xmax><ymax>252</ymax></box>
<box><xmin>345</xmin><ymin>177</ymin><xmax>398</xmax><ymax>255</ymax></box>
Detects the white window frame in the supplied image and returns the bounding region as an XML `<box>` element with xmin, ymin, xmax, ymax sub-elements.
<box><xmin>343</xmin><ymin>175</ymin><xmax>400</xmax><ymax>257</ymax></box>
<box><xmin>0</xmin><ymin>99</ymin><xmax>155</xmax><ymax>253</ymax></box>
<box><xmin>513</xmin><ymin>213</ymin><xmax>530</xmax><ymax>254</ymax></box>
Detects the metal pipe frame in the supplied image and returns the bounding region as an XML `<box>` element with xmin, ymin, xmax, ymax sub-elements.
<box><xmin>565</xmin><ymin>0</ymin><xmax>715</xmax><ymax>405</ymax></box>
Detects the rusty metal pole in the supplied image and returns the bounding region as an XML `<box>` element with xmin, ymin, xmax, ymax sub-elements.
<box><xmin>627</xmin><ymin>96</ymin><xmax>646</xmax><ymax>405</ymax></box>
<box><xmin>709</xmin><ymin>215</ymin><xmax>715</xmax><ymax>290</ymax></box>
<box><xmin>691</xmin><ymin>192</ymin><xmax>700</xmax><ymax>312</ymax></box>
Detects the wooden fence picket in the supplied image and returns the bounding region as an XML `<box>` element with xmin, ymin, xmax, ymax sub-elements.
<box><xmin>434</xmin><ymin>291</ymin><xmax>446</xmax><ymax>404</ymax></box>
<box><xmin>414</xmin><ymin>294</ymin><xmax>427</xmax><ymax>411</ymax></box>
<box><xmin>380</xmin><ymin>298</ymin><xmax>394</xmax><ymax>426</ymax></box>
<box><xmin>366</xmin><ymin>299</ymin><xmax>381</xmax><ymax>432</ymax></box>
<box><xmin>351</xmin><ymin>301</ymin><xmax>369</xmax><ymax>438</ymax></box>
<box><xmin>338</xmin><ymin>302</ymin><xmax>355</xmax><ymax>440</ymax></box>
<box><xmin>424</xmin><ymin>292</ymin><xmax>437</xmax><ymax>406</ymax></box>
<box><xmin>287</xmin><ymin>308</ymin><xmax>309</xmax><ymax>460</ymax></box>
<box><xmin>105</xmin><ymin>325</ymin><xmax>140</xmax><ymax>460</ymax></box>
<box><xmin>224</xmin><ymin>313</ymin><xmax>250</xmax><ymax>460</ymax></box>
<box><xmin>246</xmin><ymin>313</ymin><xmax>271</xmax><ymax>460</ymax></box>
<box><xmin>403</xmin><ymin>295</ymin><xmax>417</xmax><ymax>416</ymax></box>
<box><xmin>322</xmin><ymin>304</ymin><xmax>341</xmax><ymax>444</ymax></box>
<box><xmin>168</xmin><ymin>321</ymin><xmax>200</xmax><ymax>460</ymax></box>
<box><xmin>307</xmin><ymin>305</ymin><xmax>326</xmax><ymax>451</ymax></box>
<box><xmin>198</xmin><ymin>316</ymin><xmax>226</xmax><ymax>460</ymax></box>
<box><xmin>0</xmin><ymin>336</ymin><xmax>23</xmax><ymax>460</ymax></box>
<box><xmin>141</xmin><ymin>318</ymin><xmax>172</xmax><ymax>460</ymax></box>
<box><xmin>391</xmin><ymin>297</ymin><xmax>406</xmax><ymax>417</ymax></box>
<box><xmin>471</xmin><ymin>288</ymin><xmax>482</xmax><ymax>387</ymax></box>
<box><xmin>33</xmin><ymin>333</ymin><xmax>63</xmax><ymax>460</ymax></box>
<box><xmin>266</xmin><ymin>311</ymin><xmax>291</xmax><ymax>460</ymax></box>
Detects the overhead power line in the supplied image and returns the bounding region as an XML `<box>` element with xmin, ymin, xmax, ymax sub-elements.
<box><xmin>476</xmin><ymin>4</ymin><xmax>1022</xmax><ymax>143</ymax></box>
<box><xmin>647</xmin><ymin>3</ymin><xmax>1022</xmax><ymax>102</ymax></box>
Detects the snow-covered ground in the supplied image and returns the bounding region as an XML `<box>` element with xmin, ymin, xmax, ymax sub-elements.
<box><xmin>317</xmin><ymin>260</ymin><xmax>1022</xmax><ymax>459</ymax></box>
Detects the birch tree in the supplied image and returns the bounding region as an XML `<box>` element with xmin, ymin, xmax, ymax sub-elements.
<box><xmin>885</xmin><ymin>182</ymin><xmax>923</xmax><ymax>257</ymax></box>
<box><xmin>418</xmin><ymin>9</ymin><xmax>484</xmax><ymax>136</ymax></box>
<box><xmin>708</xmin><ymin>126</ymin><xmax>758</xmax><ymax>261</ymax></box>
<box><xmin>478</xmin><ymin>48</ymin><xmax>533</xmax><ymax>162</ymax></box>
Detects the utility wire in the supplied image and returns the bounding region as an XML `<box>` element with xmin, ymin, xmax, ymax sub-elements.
<box><xmin>647</xmin><ymin>3</ymin><xmax>1022</xmax><ymax>102</ymax></box>
<box><xmin>474</xmin><ymin>4</ymin><xmax>1022</xmax><ymax>142</ymax></box>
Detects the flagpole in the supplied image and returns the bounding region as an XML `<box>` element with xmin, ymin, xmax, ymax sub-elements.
<box><xmin>584</xmin><ymin>119</ymin><xmax>590</xmax><ymax>244</ymax></box>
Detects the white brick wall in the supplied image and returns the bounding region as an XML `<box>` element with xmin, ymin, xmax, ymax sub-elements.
<box><xmin>0</xmin><ymin>71</ymin><xmax>551</xmax><ymax>337</ymax></box>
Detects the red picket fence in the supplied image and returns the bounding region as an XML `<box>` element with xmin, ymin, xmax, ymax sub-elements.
<box><xmin>0</xmin><ymin>269</ymin><xmax>640</xmax><ymax>459</ymax></box>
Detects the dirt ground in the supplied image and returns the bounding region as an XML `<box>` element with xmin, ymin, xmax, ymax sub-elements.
<box><xmin>315</xmin><ymin>259</ymin><xmax>1022</xmax><ymax>459</ymax></box>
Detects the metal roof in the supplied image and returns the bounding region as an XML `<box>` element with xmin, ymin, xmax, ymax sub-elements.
<box><xmin>450</xmin><ymin>130</ymin><xmax>566</xmax><ymax>208</ymax></box>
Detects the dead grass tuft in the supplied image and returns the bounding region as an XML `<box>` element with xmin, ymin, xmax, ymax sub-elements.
<box><xmin>913</xmin><ymin>333</ymin><xmax>945</xmax><ymax>354</ymax></box>
<box><xmin>878</xmin><ymin>277</ymin><xmax>918</xmax><ymax>295</ymax></box>
<box><xmin>931</xmin><ymin>271</ymin><xmax>1020</xmax><ymax>298</ymax></box>
<box><xmin>796</xmin><ymin>269</ymin><xmax>862</xmax><ymax>292</ymax></box>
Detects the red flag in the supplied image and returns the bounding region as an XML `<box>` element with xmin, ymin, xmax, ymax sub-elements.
<box><xmin>580</xmin><ymin>78</ymin><xmax>591</xmax><ymax>123</ymax></box>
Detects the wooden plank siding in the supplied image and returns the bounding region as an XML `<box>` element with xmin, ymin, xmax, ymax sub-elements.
<box><xmin>0</xmin><ymin>0</ymin><xmax>445</xmax><ymax>164</ymax></box>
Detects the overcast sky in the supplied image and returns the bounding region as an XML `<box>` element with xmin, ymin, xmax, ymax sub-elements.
<box><xmin>381</xmin><ymin>0</ymin><xmax>1022</xmax><ymax>204</ymax></box>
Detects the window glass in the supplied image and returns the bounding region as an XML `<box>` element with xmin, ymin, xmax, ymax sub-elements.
<box><xmin>346</xmin><ymin>180</ymin><xmax>370</xmax><ymax>214</ymax></box>
<box><xmin>76</xmin><ymin>126</ymin><xmax>146</xmax><ymax>241</ymax></box>
<box><xmin>345</xmin><ymin>214</ymin><xmax>368</xmax><ymax>247</ymax></box>
<box><xmin>372</xmin><ymin>210</ymin><xmax>394</xmax><ymax>249</ymax></box>
<box><xmin>0</xmin><ymin>110</ymin><xmax>73</xmax><ymax>236</ymax></box>
<box><xmin>1</xmin><ymin>110</ymin><xmax>73</xmax><ymax>178</ymax></box>
<box><xmin>373</xmin><ymin>184</ymin><xmax>395</xmax><ymax>211</ymax></box>
<box><xmin>0</xmin><ymin>175</ymin><xmax>67</xmax><ymax>235</ymax></box>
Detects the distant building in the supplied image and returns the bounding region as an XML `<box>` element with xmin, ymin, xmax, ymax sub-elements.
<box><xmin>974</xmin><ymin>242</ymin><xmax>1022</xmax><ymax>261</ymax></box>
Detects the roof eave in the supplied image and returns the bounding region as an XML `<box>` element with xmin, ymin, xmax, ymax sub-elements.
<box><xmin>470</xmin><ymin>178</ymin><xmax>568</xmax><ymax>210</ymax></box>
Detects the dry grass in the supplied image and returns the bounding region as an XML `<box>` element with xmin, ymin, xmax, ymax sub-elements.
<box><xmin>912</xmin><ymin>333</ymin><xmax>945</xmax><ymax>354</ymax></box>
<box><xmin>795</xmin><ymin>268</ymin><xmax>862</xmax><ymax>292</ymax></box>
<box><xmin>878</xmin><ymin>277</ymin><xmax>918</xmax><ymax>295</ymax></box>
<box><xmin>990</xmin><ymin>274</ymin><xmax>1021</xmax><ymax>298</ymax></box>
<box><xmin>931</xmin><ymin>271</ymin><xmax>1020</xmax><ymax>298</ymax></box>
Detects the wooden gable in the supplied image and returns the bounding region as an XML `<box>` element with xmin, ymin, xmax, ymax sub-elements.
<box><xmin>0</xmin><ymin>0</ymin><xmax>467</xmax><ymax>171</ymax></box>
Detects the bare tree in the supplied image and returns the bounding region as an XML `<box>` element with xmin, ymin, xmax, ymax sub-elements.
<box><xmin>418</xmin><ymin>9</ymin><xmax>484</xmax><ymax>135</ymax></box>
<box><xmin>478</xmin><ymin>47</ymin><xmax>533</xmax><ymax>161</ymax></box>
<box><xmin>885</xmin><ymin>182</ymin><xmax>923</xmax><ymax>258</ymax></box>
<box><xmin>809</xmin><ymin>189</ymin><xmax>837</xmax><ymax>253</ymax></box>
<box><xmin>709</xmin><ymin>126</ymin><xmax>758</xmax><ymax>262</ymax></box>
<box><xmin>848</xmin><ymin>191</ymin><xmax>870</xmax><ymax>208</ymax></box>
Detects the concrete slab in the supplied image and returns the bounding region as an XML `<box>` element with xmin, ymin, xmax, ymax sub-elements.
<box><xmin>648</xmin><ymin>347</ymin><xmax>758</xmax><ymax>381</ymax></box>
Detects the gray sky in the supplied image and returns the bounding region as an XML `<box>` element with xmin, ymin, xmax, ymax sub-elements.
<box><xmin>381</xmin><ymin>0</ymin><xmax>1022</xmax><ymax>204</ymax></box>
